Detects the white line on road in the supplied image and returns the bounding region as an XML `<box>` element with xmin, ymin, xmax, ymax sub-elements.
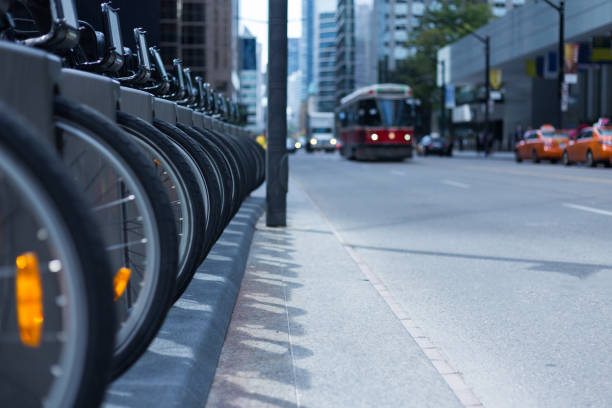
<box><xmin>563</xmin><ymin>203</ymin><xmax>612</xmax><ymax>217</ymax></box>
<box><xmin>297</xmin><ymin>180</ymin><xmax>484</xmax><ymax>408</ymax></box>
<box><xmin>442</xmin><ymin>180</ymin><xmax>470</xmax><ymax>189</ymax></box>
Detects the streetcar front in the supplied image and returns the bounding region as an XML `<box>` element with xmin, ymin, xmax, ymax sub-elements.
<box><xmin>336</xmin><ymin>84</ymin><xmax>420</xmax><ymax>160</ymax></box>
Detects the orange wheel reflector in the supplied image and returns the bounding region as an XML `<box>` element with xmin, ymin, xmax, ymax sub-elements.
<box><xmin>15</xmin><ymin>252</ymin><xmax>44</xmax><ymax>348</ymax></box>
<box><xmin>153</xmin><ymin>158</ymin><xmax>161</xmax><ymax>166</ymax></box>
<box><xmin>113</xmin><ymin>267</ymin><xmax>131</xmax><ymax>301</ymax></box>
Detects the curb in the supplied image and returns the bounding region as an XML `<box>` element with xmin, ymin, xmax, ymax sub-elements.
<box><xmin>104</xmin><ymin>195</ymin><xmax>265</xmax><ymax>408</ymax></box>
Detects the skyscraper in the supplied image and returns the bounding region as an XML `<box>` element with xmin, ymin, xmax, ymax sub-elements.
<box><xmin>288</xmin><ymin>38</ymin><xmax>300</xmax><ymax>77</ymax></box>
<box><xmin>488</xmin><ymin>0</ymin><xmax>525</xmax><ymax>18</ymax></box>
<box><xmin>335</xmin><ymin>0</ymin><xmax>376</xmax><ymax>104</ymax></box>
<box><xmin>300</xmin><ymin>0</ymin><xmax>315</xmax><ymax>101</ymax></box>
<box><xmin>375</xmin><ymin>0</ymin><xmax>430</xmax><ymax>80</ymax></box>
<box><xmin>239</xmin><ymin>28</ymin><xmax>263</xmax><ymax>131</ymax></box>
<box><xmin>159</xmin><ymin>0</ymin><xmax>234</xmax><ymax>93</ymax></box>
<box><xmin>316</xmin><ymin>12</ymin><xmax>336</xmax><ymax>112</ymax></box>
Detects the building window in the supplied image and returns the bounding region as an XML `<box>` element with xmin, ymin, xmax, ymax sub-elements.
<box><xmin>160</xmin><ymin>0</ymin><xmax>176</xmax><ymax>19</ymax></box>
<box><xmin>183</xmin><ymin>48</ymin><xmax>206</xmax><ymax>67</ymax></box>
<box><xmin>183</xmin><ymin>3</ymin><xmax>205</xmax><ymax>22</ymax></box>
<box><xmin>182</xmin><ymin>26</ymin><xmax>205</xmax><ymax>44</ymax></box>
<box><xmin>160</xmin><ymin>46</ymin><xmax>177</xmax><ymax>65</ymax></box>
<box><xmin>161</xmin><ymin>23</ymin><xmax>177</xmax><ymax>43</ymax></box>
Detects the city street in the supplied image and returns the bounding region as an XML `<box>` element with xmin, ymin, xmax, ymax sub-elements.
<box><xmin>295</xmin><ymin>152</ymin><xmax>612</xmax><ymax>407</ymax></box>
<box><xmin>210</xmin><ymin>151</ymin><xmax>612</xmax><ymax>408</ymax></box>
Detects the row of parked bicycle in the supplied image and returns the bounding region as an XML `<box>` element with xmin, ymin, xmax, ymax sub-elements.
<box><xmin>0</xmin><ymin>1</ymin><xmax>265</xmax><ymax>407</ymax></box>
<box><xmin>515</xmin><ymin>120</ymin><xmax>612</xmax><ymax>167</ymax></box>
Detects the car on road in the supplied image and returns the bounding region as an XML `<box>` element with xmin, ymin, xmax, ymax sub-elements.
<box><xmin>287</xmin><ymin>138</ymin><xmax>297</xmax><ymax>153</ymax></box>
<box><xmin>417</xmin><ymin>134</ymin><xmax>452</xmax><ymax>156</ymax></box>
<box><xmin>563</xmin><ymin>118</ymin><xmax>612</xmax><ymax>167</ymax></box>
<box><xmin>515</xmin><ymin>125</ymin><xmax>569</xmax><ymax>163</ymax></box>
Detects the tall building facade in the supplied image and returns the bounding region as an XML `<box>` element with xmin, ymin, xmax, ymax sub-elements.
<box><xmin>335</xmin><ymin>0</ymin><xmax>376</xmax><ymax>104</ymax></box>
<box><xmin>300</xmin><ymin>0</ymin><xmax>315</xmax><ymax>101</ymax></box>
<box><xmin>375</xmin><ymin>0</ymin><xmax>430</xmax><ymax>80</ymax></box>
<box><xmin>316</xmin><ymin>12</ymin><xmax>336</xmax><ymax>112</ymax></box>
<box><xmin>159</xmin><ymin>0</ymin><xmax>233</xmax><ymax>93</ymax></box>
<box><xmin>288</xmin><ymin>38</ymin><xmax>300</xmax><ymax>77</ymax></box>
<box><xmin>487</xmin><ymin>0</ymin><xmax>526</xmax><ymax>18</ymax></box>
<box><xmin>239</xmin><ymin>28</ymin><xmax>263</xmax><ymax>131</ymax></box>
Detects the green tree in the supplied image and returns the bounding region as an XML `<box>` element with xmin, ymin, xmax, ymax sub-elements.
<box><xmin>386</xmin><ymin>0</ymin><xmax>493</xmax><ymax>131</ymax></box>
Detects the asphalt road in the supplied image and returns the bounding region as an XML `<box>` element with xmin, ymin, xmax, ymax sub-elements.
<box><xmin>290</xmin><ymin>150</ymin><xmax>612</xmax><ymax>408</ymax></box>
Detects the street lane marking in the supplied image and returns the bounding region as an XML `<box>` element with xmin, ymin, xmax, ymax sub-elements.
<box><xmin>445</xmin><ymin>164</ymin><xmax>612</xmax><ymax>185</ymax></box>
<box><xmin>297</xmin><ymin>180</ymin><xmax>484</xmax><ymax>408</ymax></box>
<box><xmin>443</xmin><ymin>180</ymin><xmax>470</xmax><ymax>189</ymax></box>
<box><xmin>563</xmin><ymin>203</ymin><xmax>612</xmax><ymax>217</ymax></box>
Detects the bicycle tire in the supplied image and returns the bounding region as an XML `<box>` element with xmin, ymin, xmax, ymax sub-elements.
<box><xmin>117</xmin><ymin>112</ymin><xmax>204</xmax><ymax>293</ymax></box>
<box><xmin>193</xmin><ymin>126</ymin><xmax>244</xmax><ymax>220</ymax></box>
<box><xmin>53</xmin><ymin>97</ymin><xmax>177</xmax><ymax>379</ymax></box>
<box><xmin>154</xmin><ymin>120</ymin><xmax>220</xmax><ymax>258</ymax></box>
<box><xmin>177</xmin><ymin>124</ymin><xmax>234</xmax><ymax>234</ymax></box>
<box><xmin>0</xmin><ymin>102</ymin><xmax>115</xmax><ymax>407</ymax></box>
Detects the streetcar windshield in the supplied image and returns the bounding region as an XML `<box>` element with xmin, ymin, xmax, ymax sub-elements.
<box><xmin>378</xmin><ymin>98</ymin><xmax>415</xmax><ymax>127</ymax></box>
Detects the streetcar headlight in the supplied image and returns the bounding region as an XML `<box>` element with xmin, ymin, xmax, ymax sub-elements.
<box><xmin>295</xmin><ymin>142</ymin><xmax>302</xmax><ymax>149</ymax></box>
<box><xmin>371</xmin><ymin>133</ymin><xmax>379</xmax><ymax>141</ymax></box>
<box><xmin>404</xmin><ymin>134</ymin><xmax>411</xmax><ymax>141</ymax></box>
<box><xmin>113</xmin><ymin>267</ymin><xmax>132</xmax><ymax>301</ymax></box>
<box><xmin>16</xmin><ymin>252</ymin><xmax>43</xmax><ymax>347</ymax></box>
<box><xmin>330</xmin><ymin>138</ymin><xmax>337</xmax><ymax>145</ymax></box>
<box><xmin>310</xmin><ymin>138</ymin><xmax>317</xmax><ymax>145</ymax></box>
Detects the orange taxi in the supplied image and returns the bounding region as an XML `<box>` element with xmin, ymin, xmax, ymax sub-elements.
<box><xmin>563</xmin><ymin>118</ymin><xmax>612</xmax><ymax>167</ymax></box>
<box><xmin>515</xmin><ymin>125</ymin><xmax>569</xmax><ymax>163</ymax></box>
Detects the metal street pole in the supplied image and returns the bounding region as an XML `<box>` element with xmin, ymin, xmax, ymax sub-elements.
<box><xmin>266</xmin><ymin>0</ymin><xmax>288</xmax><ymax>227</ymax></box>
<box><xmin>456</xmin><ymin>26</ymin><xmax>491</xmax><ymax>154</ymax></box>
<box><xmin>484</xmin><ymin>36</ymin><xmax>490</xmax><ymax>152</ymax></box>
<box><xmin>541</xmin><ymin>0</ymin><xmax>565</xmax><ymax>129</ymax></box>
<box><xmin>440</xmin><ymin>60</ymin><xmax>445</xmax><ymax>138</ymax></box>
<box><xmin>558</xmin><ymin>1</ymin><xmax>565</xmax><ymax>129</ymax></box>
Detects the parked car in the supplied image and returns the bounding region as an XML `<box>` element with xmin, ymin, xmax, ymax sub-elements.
<box><xmin>563</xmin><ymin>118</ymin><xmax>612</xmax><ymax>167</ymax></box>
<box><xmin>417</xmin><ymin>134</ymin><xmax>452</xmax><ymax>156</ymax></box>
<box><xmin>515</xmin><ymin>125</ymin><xmax>569</xmax><ymax>163</ymax></box>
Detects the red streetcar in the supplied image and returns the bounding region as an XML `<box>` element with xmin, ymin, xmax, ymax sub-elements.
<box><xmin>335</xmin><ymin>83</ymin><xmax>420</xmax><ymax>160</ymax></box>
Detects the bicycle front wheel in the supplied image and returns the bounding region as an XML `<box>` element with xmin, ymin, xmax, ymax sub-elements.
<box><xmin>0</xmin><ymin>103</ymin><xmax>115</xmax><ymax>407</ymax></box>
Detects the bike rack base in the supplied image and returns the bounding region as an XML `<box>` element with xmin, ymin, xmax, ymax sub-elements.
<box><xmin>153</xmin><ymin>97</ymin><xmax>177</xmax><ymax>124</ymax></box>
<box><xmin>120</xmin><ymin>87</ymin><xmax>154</xmax><ymax>123</ymax></box>
<box><xmin>176</xmin><ymin>105</ymin><xmax>193</xmax><ymax>126</ymax></box>
<box><xmin>60</xmin><ymin>69</ymin><xmax>119</xmax><ymax>121</ymax></box>
<box><xmin>0</xmin><ymin>42</ymin><xmax>60</xmax><ymax>144</ymax></box>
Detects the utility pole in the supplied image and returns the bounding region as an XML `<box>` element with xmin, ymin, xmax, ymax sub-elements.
<box><xmin>484</xmin><ymin>36</ymin><xmax>490</xmax><ymax>148</ymax></box>
<box><xmin>540</xmin><ymin>0</ymin><xmax>565</xmax><ymax>128</ymax></box>
<box><xmin>440</xmin><ymin>59</ymin><xmax>445</xmax><ymax>138</ymax></box>
<box><xmin>266</xmin><ymin>0</ymin><xmax>288</xmax><ymax>227</ymax></box>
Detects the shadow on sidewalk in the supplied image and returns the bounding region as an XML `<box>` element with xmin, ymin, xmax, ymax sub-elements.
<box><xmin>207</xmin><ymin>225</ymin><xmax>313</xmax><ymax>408</ymax></box>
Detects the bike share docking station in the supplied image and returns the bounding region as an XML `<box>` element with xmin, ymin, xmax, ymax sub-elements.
<box><xmin>0</xmin><ymin>41</ymin><xmax>60</xmax><ymax>144</ymax></box>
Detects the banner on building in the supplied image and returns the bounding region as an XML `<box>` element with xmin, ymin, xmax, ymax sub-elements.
<box><xmin>445</xmin><ymin>84</ymin><xmax>455</xmax><ymax>109</ymax></box>
<box><xmin>564</xmin><ymin>43</ymin><xmax>579</xmax><ymax>84</ymax></box>
<box><xmin>544</xmin><ymin>51</ymin><xmax>558</xmax><ymax>79</ymax></box>
<box><xmin>525</xmin><ymin>60</ymin><xmax>536</xmax><ymax>78</ymax></box>
<box><xmin>489</xmin><ymin>69</ymin><xmax>502</xmax><ymax>90</ymax></box>
<box><xmin>591</xmin><ymin>36</ymin><xmax>612</xmax><ymax>62</ymax></box>
<box><xmin>452</xmin><ymin>104</ymin><xmax>472</xmax><ymax>123</ymax></box>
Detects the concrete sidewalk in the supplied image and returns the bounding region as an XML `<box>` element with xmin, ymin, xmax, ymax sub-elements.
<box><xmin>205</xmin><ymin>181</ymin><xmax>465</xmax><ymax>408</ymax></box>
